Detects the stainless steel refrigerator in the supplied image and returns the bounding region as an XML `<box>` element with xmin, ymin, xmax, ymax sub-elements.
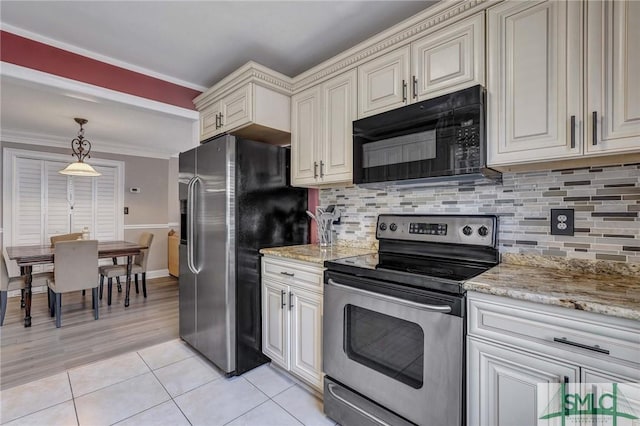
<box><xmin>178</xmin><ymin>134</ymin><xmax>308</xmax><ymax>375</ymax></box>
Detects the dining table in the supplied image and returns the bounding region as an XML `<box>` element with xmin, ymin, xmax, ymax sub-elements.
<box><xmin>6</xmin><ymin>240</ymin><xmax>147</xmax><ymax>327</ymax></box>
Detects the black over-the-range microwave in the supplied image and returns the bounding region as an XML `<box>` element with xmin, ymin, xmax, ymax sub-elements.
<box><xmin>353</xmin><ymin>85</ymin><xmax>501</xmax><ymax>187</ymax></box>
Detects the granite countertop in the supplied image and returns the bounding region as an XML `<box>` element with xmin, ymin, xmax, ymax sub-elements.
<box><xmin>464</xmin><ymin>261</ymin><xmax>640</xmax><ymax>321</ymax></box>
<box><xmin>260</xmin><ymin>244</ymin><xmax>375</xmax><ymax>266</ymax></box>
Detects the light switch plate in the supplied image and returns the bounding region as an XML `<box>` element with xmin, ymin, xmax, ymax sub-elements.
<box><xmin>550</xmin><ymin>208</ymin><xmax>574</xmax><ymax>236</ymax></box>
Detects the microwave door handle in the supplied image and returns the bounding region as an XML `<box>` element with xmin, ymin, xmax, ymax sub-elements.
<box><xmin>327</xmin><ymin>279</ymin><xmax>452</xmax><ymax>313</ymax></box>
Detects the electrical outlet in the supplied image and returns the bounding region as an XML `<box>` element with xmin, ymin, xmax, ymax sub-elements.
<box><xmin>550</xmin><ymin>208</ymin><xmax>574</xmax><ymax>236</ymax></box>
<box><xmin>124</xmin><ymin>207</ymin><xmax>129</xmax><ymax>215</ymax></box>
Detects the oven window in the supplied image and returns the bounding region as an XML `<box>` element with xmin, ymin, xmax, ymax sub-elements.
<box><xmin>344</xmin><ymin>305</ymin><xmax>424</xmax><ymax>389</ymax></box>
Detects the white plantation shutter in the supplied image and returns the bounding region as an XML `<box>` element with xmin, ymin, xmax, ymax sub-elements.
<box><xmin>94</xmin><ymin>166</ymin><xmax>118</xmax><ymax>241</ymax></box>
<box><xmin>3</xmin><ymin>149</ymin><xmax>124</xmax><ymax>255</ymax></box>
<box><xmin>45</xmin><ymin>161</ymin><xmax>71</xmax><ymax>239</ymax></box>
<box><xmin>14</xmin><ymin>158</ymin><xmax>43</xmax><ymax>245</ymax></box>
<box><xmin>70</xmin><ymin>176</ymin><xmax>95</xmax><ymax>235</ymax></box>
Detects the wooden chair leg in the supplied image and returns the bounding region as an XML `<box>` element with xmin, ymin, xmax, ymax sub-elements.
<box><xmin>99</xmin><ymin>275</ymin><xmax>104</xmax><ymax>300</ymax></box>
<box><xmin>142</xmin><ymin>272</ymin><xmax>147</xmax><ymax>298</ymax></box>
<box><xmin>92</xmin><ymin>288</ymin><xmax>99</xmax><ymax>320</ymax></box>
<box><xmin>55</xmin><ymin>293</ymin><xmax>62</xmax><ymax>328</ymax></box>
<box><xmin>0</xmin><ymin>290</ymin><xmax>7</xmax><ymax>326</ymax></box>
<box><xmin>82</xmin><ymin>290</ymin><xmax>86</xmax><ymax>296</ymax></box>
<box><xmin>21</xmin><ymin>289</ymin><xmax>25</xmax><ymax>308</ymax></box>
<box><xmin>117</xmin><ymin>277</ymin><xmax>122</xmax><ymax>293</ymax></box>
<box><xmin>107</xmin><ymin>278</ymin><xmax>113</xmax><ymax>306</ymax></box>
<box><xmin>135</xmin><ymin>274</ymin><xmax>139</xmax><ymax>294</ymax></box>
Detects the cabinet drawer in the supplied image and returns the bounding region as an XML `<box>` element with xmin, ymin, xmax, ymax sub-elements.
<box><xmin>262</xmin><ymin>257</ymin><xmax>324</xmax><ymax>293</ymax></box>
<box><xmin>468</xmin><ymin>293</ymin><xmax>640</xmax><ymax>367</ymax></box>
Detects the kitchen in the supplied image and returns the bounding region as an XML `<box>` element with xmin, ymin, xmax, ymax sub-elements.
<box><xmin>1</xmin><ymin>1</ymin><xmax>639</xmax><ymax>425</ymax></box>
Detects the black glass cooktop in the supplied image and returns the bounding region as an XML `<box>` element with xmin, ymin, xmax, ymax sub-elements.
<box><xmin>325</xmin><ymin>253</ymin><xmax>492</xmax><ymax>294</ymax></box>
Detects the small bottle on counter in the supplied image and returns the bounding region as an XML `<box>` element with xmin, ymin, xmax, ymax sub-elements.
<box><xmin>82</xmin><ymin>227</ymin><xmax>90</xmax><ymax>240</ymax></box>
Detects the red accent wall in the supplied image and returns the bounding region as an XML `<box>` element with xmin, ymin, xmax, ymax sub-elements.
<box><xmin>1</xmin><ymin>31</ymin><xmax>201</xmax><ymax>109</ymax></box>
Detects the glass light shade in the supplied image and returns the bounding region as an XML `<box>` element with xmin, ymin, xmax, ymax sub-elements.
<box><xmin>59</xmin><ymin>161</ymin><xmax>101</xmax><ymax>176</ymax></box>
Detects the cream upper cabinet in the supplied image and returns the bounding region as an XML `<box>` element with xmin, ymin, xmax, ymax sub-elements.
<box><xmin>585</xmin><ymin>0</ymin><xmax>640</xmax><ymax>154</ymax></box>
<box><xmin>291</xmin><ymin>86</ymin><xmax>321</xmax><ymax>186</ymax></box>
<box><xmin>412</xmin><ymin>13</ymin><xmax>485</xmax><ymax>101</ymax></box>
<box><xmin>487</xmin><ymin>0</ymin><xmax>583</xmax><ymax>166</ymax></box>
<box><xmin>291</xmin><ymin>69</ymin><xmax>356</xmax><ymax>187</ymax></box>
<box><xmin>487</xmin><ymin>0</ymin><xmax>640</xmax><ymax>167</ymax></box>
<box><xmin>358</xmin><ymin>46</ymin><xmax>411</xmax><ymax>118</ymax></box>
<box><xmin>357</xmin><ymin>12</ymin><xmax>485</xmax><ymax>119</ymax></box>
<box><xmin>197</xmin><ymin>82</ymin><xmax>290</xmax><ymax>144</ymax></box>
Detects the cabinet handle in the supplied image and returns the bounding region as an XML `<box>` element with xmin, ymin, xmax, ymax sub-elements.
<box><xmin>289</xmin><ymin>292</ymin><xmax>294</xmax><ymax>310</ymax></box>
<box><xmin>402</xmin><ymin>80</ymin><xmax>407</xmax><ymax>103</ymax></box>
<box><xmin>592</xmin><ymin>111</ymin><xmax>598</xmax><ymax>145</ymax></box>
<box><xmin>314</xmin><ymin>162</ymin><xmax>318</xmax><ymax>179</ymax></box>
<box><xmin>281</xmin><ymin>290</ymin><xmax>286</xmax><ymax>308</ymax></box>
<box><xmin>320</xmin><ymin>161</ymin><xmax>324</xmax><ymax>178</ymax></box>
<box><xmin>215</xmin><ymin>113</ymin><xmax>220</xmax><ymax>129</ymax></box>
<box><xmin>219</xmin><ymin>112</ymin><xmax>224</xmax><ymax>128</ymax></box>
<box><xmin>553</xmin><ymin>337</ymin><xmax>610</xmax><ymax>355</ymax></box>
<box><xmin>280</xmin><ymin>271</ymin><xmax>294</xmax><ymax>277</ymax></box>
<box><xmin>570</xmin><ymin>115</ymin><xmax>576</xmax><ymax>149</ymax></box>
<box><xmin>412</xmin><ymin>76</ymin><xmax>418</xmax><ymax>99</ymax></box>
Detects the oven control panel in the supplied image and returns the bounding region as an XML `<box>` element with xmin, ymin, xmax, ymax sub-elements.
<box><xmin>377</xmin><ymin>214</ymin><xmax>496</xmax><ymax>246</ymax></box>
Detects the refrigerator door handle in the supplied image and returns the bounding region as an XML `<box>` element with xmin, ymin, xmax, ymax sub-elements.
<box><xmin>190</xmin><ymin>176</ymin><xmax>203</xmax><ymax>274</ymax></box>
<box><xmin>186</xmin><ymin>176</ymin><xmax>200</xmax><ymax>274</ymax></box>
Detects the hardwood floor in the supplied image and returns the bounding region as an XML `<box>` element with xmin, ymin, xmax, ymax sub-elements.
<box><xmin>0</xmin><ymin>276</ymin><xmax>179</xmax><ymax>390</ymax></box>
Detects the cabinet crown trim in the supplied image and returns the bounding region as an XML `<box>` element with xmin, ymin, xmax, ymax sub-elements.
<box><xmin>291</xmin><ymin>0</ymin><xmax>491</xmax><ymax>92</ymax></box>
<box><xmin>194</xmin><ymin>61</ymin><xmax>293</xmax><ymax>110</ymax></box>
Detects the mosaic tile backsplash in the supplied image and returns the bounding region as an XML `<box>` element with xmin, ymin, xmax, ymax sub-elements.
<box><xmin>320</xmin><ymin>163</ymin><xmax>640</xmax><ymax>263</ymax></box>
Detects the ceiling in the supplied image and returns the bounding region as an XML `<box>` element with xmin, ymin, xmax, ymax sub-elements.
<box><xmin>0</xmin><ymin>1</ymin><xmax>435</xmax><ymax>158</ymax></box>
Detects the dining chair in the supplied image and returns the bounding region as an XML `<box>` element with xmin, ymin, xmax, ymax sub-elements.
<box><xmin>50</xmin><ymin>232</ymin><xmax>83</xmax><ymax>246</ymax></box>
<box><xmin>50</xmin><ymin>232</ymin><xmax>87</xmax><ymax>296</ymax></box>
<box><xmin>99</xmin><ymin>232</ymin><xmax>154</xmax><ymax>306</ymax></box>
<box><xmin>47</xmin><ymin>240</ymin><xmax>99</xmax><ymax>328</ymax></box>
<box><xmin>1</xmin><ymin>250</ymin><xmax>52</xmax><ymax>326</ymax></box>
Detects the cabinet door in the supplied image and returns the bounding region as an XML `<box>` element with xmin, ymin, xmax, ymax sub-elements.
<box><xmin>358</xmin><ymin>45</ymin><xmax>411</xmax><ymax>118</ymax></box>
<box><xmin>220</xmin><ymin>85</ymin><xmax>252</xmax><ymax>132</ymax></box>
<box><xmin>289</xmin><ymin>287</ymin><xmax>323</xmax><ymax>391</ymax></box>
<box><xmin>262</xmin><ymin>279</ymin><xmax>289</xmax><ymax>369</ymax></box>
<box><xmin>412</xmin><ymin>12</ymin><xmax>485</xmax><ymax>101</ymax></box>
<box><xmin>487</xmin><ymin>0</ymin><xmax>582</xmax><ymax>165</ymax></box>
<box><xmin>291</xmin><ymin>86</ymin><xmax>321</xmax><ymax>186</ymax></box>
<box><xmin>468</xmin><ymin>337</ymin><xmax>579</xmax><ymax>426</ymax></box>
<box><xmin>585</xmin><ymin>1</ymin><xmax>640</xmax><ymax>154</ymax></box>
<box><xmin>320</xmin><ymin>69</ymin><xmax>357</xmax><ymax>184</ymax></box>
<box><xmin>200</xmin><ymin>102</ymin><xmax>222</xmax><ymax>141</ymax></box>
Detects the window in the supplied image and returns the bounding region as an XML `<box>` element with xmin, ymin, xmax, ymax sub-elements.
<box><xmin>3</xmin><ymin>148</ymin><xmax>124</xmax><ymax>275</ymax></box>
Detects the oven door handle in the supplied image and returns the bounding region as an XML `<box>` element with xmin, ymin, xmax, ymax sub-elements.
<box><xmin>327</xmin><ymin>382</ymin><xmax>393</xmax><ymax>426</ymax></box>
<box><xmin>327</xmin><ymin>279</ymin><xmax>452</xmax><ymax>313</ymax></box>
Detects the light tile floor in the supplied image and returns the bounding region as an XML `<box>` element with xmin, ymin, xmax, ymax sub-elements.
<box><xmin>0</xmin><ymin>339</ymin><xmax>336</xmax><ymax>426</ymax></box>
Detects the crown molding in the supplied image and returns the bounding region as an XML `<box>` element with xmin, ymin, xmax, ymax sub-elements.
<box><xmin>291</xmin><ymin>0</ymin><xmax>492</xmax><ymax>92</ymax></box>
<box><xmin>2</xmin><ymin>24</ymin><xmax>208</xmax><ymax>92</ymax></box>
<box><xmin>1</xmin><ymin>62</ymin><xmax>200</xmax><ymax>121</ymax></box>
<box><xmin>193</xmin><ymin>61</ymin><xmax>293</xmax><ymax>110</ymax></box>
<box><xmin>1</xmin><ymin>129</ymin><xmax>174</xmax><ymax>160</ymax></box>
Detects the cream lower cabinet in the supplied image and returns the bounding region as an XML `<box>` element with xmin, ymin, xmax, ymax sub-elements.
<box><xmin>358</xmin><ymin>12</ymin><xmax>485</xmax><ymax>119</ymax></box>
<box><xmin>467</xmin><ymin>292</ymin><xmax>640</xmax><ymax>426</ymax></box>
<box><xmin>261</xmin><ymin>257</ymin><xmax>324</xmax><ymax>391</ymax></box>
<box><xmin>291</xmin><ymin>69</ymin><xmax>356</xmax><ymax>187</ymax></box>
<box><xmin>468</xmin><ymin>337</ymin><xmax>579</xmax><ymax>426</ymax></box>
<box><xmin>488</xmin><ymin>0</ymin><xmax>640</xmax><ymax>167</ymax></box>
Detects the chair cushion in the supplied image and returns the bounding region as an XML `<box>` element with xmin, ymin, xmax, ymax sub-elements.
<box><xmin>99</xmin><ymin>264</ymin><xmax>143</xmax><ymax>278</ymax></box>
<box><xmin>4</xmin><ymin>272</ymin><xmax>53</xmax><ymax>292</ymax></box>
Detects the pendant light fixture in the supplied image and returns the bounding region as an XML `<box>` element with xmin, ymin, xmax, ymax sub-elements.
<box><xmin>59</xmin><ymin>118</ymin><xmax>101</xmax><ymax>177</ymax></box>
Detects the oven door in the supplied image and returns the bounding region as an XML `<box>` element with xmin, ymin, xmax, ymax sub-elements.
<box><xmin>323</xmin><ymin>272</ymin><xmax>463</xmax><ymax>426</ymax></box>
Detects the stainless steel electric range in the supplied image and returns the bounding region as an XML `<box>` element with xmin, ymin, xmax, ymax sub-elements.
<box><xmin>323</xmin><ymin>214</ymin><xmax>499</xmax><ymax>426</ymax></box>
